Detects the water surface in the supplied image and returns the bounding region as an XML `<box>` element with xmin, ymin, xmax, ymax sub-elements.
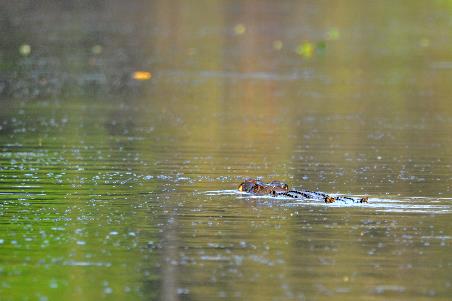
<box><xmin>1</xmin><ymin>1</ymin><xmax>452</xmax><ymax>300</ymax></box>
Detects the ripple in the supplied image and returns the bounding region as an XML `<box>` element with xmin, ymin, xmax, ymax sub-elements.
<box><xmin>63</xmin><ymin>260</ymin><xmax>112</xmax><ymax>267</ymax></box>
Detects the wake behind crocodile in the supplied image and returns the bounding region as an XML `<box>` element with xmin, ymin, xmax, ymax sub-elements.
<box><xmin>202</xmin><ymin>189</ymin><xmax>452</xmax><ymax>214</ymax></box>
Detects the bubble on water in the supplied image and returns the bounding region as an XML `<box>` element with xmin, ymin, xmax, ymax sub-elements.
<box><xmin>76</xmin><ymin>240</ymin><xmax>86</xmax><ymax>245</ymax></box>
<box><xmin>0</xmin><ymin>239</ymin><xmax>4</xmax><ymax>244</ymax></box>
<box><xmin>109</xmin><ymin>231</ymin><xmax>118</xmax><ymax>235</ymax></box>
<box><xmin>104</xmin><ymin>287</ymin><xmax>113</xmax><ymax>294</ymax></box>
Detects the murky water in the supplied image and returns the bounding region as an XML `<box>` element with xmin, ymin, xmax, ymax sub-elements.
<box><xmin>1</xmin><ymin>1</ymin><xmax>452</xmax><ymax>300</ymax></box>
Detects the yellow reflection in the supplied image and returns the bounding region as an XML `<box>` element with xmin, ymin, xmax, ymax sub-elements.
<box><xmin>19</xmin><ymin>44</ymin><xmax>31</xmax><ymax>56</ymax></box>
<box><xmin>296</xmin><ymin>42</ymin><xmax>314</xmax><ymax>58</ymax></box>
<box><xmin>132</xmin><ymin>71</ymin><xmax>152</xmax><ymax>80</ymax></box>
<box><xmin>234</xmin><ymin>24</ymin><xmax>246</xmax><ymax>35</ymax></box>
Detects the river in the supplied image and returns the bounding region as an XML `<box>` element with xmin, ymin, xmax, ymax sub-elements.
<box><xmin>1</xmin><ymin>1</ymin><xmax>451</xmax><ymax>300</ymax></box>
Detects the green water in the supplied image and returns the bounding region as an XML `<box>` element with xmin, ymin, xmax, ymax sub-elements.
<box><xmin>1</xmin><ymin>1</ymin><xmax>452</xmax><ymax>300</ymax></box>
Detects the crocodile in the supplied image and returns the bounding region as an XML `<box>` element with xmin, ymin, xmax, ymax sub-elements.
<box><xmin>238</xmin><ymin>178</ymin><xmax>368</xmax><ymax>204</ymax></box>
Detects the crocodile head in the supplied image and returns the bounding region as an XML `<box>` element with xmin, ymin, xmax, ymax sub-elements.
<box><xmin>238</xmin><ymin>179</ymin><xmax>289</xmax><ymax>195</ymax></box>
<box><xmin>238</xmin><ymin>178</ymin><xmax>259</xmax><ymax>192</ymax></box>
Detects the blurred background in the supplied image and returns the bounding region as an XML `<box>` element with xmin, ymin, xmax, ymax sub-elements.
<box><xmin>2</xmin><ymin>0</ymin><xmax>452</xmax><ymax>194</ymax></box>
<box><xmin>0</xmin><ymin>1</ymin><xmax>452</xmax><ymax>300</ymax></box>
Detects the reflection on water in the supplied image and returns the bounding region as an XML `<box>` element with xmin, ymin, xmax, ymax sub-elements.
<box><xmin>1</xmin><ymin>1</ymin><xmax>452</xmax><ymax>300</ymax></box>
